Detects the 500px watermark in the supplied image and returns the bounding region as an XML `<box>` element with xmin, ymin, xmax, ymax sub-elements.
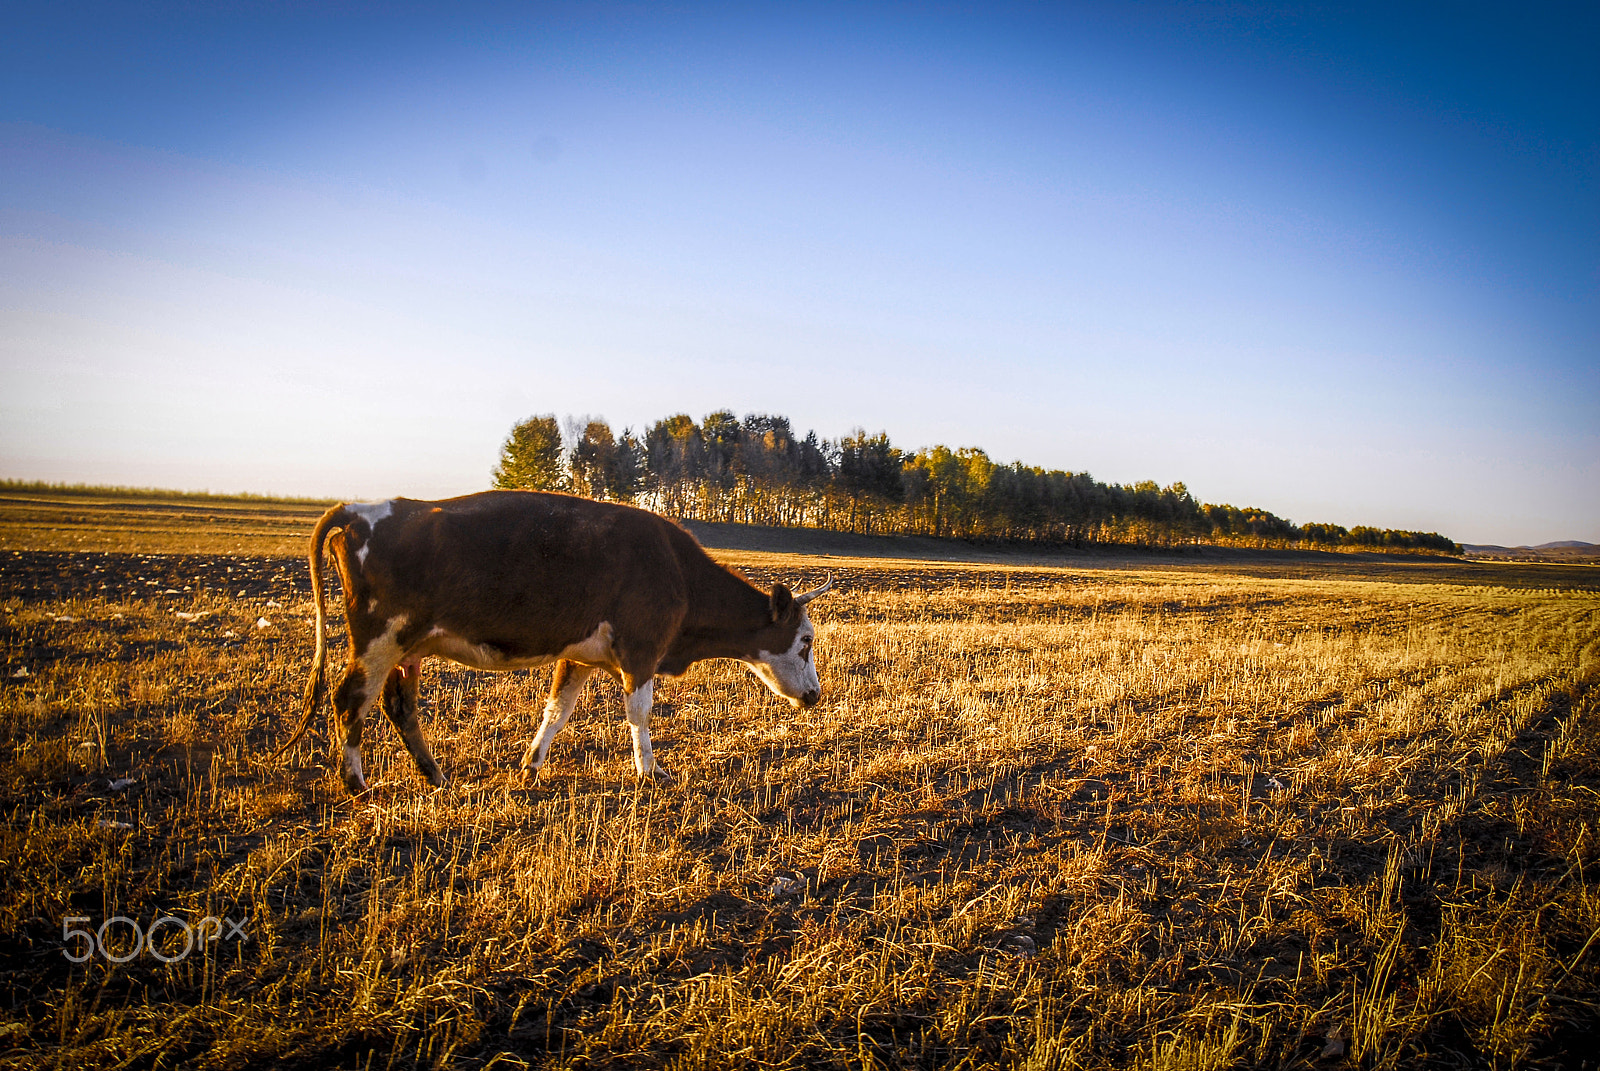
<box><xmin>61</xmin><ymin>915</ymin><xmax>249</xmax><ymax>964</ymax></box>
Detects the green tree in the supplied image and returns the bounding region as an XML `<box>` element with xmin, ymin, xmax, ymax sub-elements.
<box><xmin>492</xmin><ymin>414</ymin><xmax>567</xmax><ymax>491</ymax></box>
<box><xmin>835</xmin><ymin>429</ymin><xmax>903</xmax><ymax>532</ymax></box>
<box><xmin>570</xmin><ymin>420</ymin><xmax>618</xmax><ymax>499</ymax></box>
<box><xmin>701</xmin><ymin>410</ymin><xmax>742</xmax><ymax>483</ymax></box>
<box><xmin>1301</xmin><ymin>522</ymin><xmax>1349</xmax><ymax>546</ymax></box>
<box><xmin>644</xmin><ymin>414</ymin><xmax>705</xmax><ymax>515</ymax></box>
<box><xmin>610</xmin><ymin>428</ymin><xmax>644</xmax><ymax>502</ymax></box>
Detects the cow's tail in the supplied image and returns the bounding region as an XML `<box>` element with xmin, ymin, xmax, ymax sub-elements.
<box><xmin>273</xmin><ymin>504</ymin><xmax>347</xmax><ymax>761</ymax></box>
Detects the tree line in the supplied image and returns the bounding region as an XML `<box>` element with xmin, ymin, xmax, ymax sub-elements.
<box><xmin>491</xmin><ymin>411</ymin><xmax>1460</xmax><ymax>555</ymax></box>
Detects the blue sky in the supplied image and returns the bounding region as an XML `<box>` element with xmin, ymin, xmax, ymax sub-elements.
<box><xmin>2</xmin><ymin>2</ymin><xmax>1595</xmax><ymax>545</ymax></box>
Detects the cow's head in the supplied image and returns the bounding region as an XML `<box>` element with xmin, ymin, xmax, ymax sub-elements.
<box><xmin>744</xmin><ymin>575</ymin><xmax>834</xmax><ymax>708</ymax></box>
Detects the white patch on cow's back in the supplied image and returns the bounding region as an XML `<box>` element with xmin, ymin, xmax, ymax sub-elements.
<box><xmin>347</xmin><ymin>499</ymin><xmax>393</xmax><ymax>527</ymax></box>
<box><xmin>347</xmin><ymin>500</ymin><xmax>393</xmax><ymax>569</ymax></box>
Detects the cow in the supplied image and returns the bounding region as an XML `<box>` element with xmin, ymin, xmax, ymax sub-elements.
<box><xmin>274</xmin><ymin>490</ymin><xmax>833</xmax><ymax>794</ymax></box>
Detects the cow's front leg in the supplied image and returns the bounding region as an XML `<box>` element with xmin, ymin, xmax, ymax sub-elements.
<box><xmin>522</xmin><ymin>660</ymin><xmax>597</xmax><ymax>778</ymax></box>
<box><xmin>623</xmin><ymin>676</ymin><xmax>669</xmax><ymax>779</ymax></box>
<box><xmin>382</xmin><ymin>658</ymin><xmax>446</xmax><ymax>788</ymax></box>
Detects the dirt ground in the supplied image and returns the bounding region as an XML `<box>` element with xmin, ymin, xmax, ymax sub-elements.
<box><xmin>2</xmin><ymin>495</ymin><xmax>1598</xmax><ymax>1069</ymax></box>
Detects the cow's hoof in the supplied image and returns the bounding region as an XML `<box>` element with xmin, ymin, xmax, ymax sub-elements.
<box><xmin>422</xmin><ymin>768</ymin><xmax>448</xmax><ymax>789</ymax></box>
<box><xmin>642</xmin><ymin>765</ymin><xmax>673</xmax><ymax>782</ymax></box>
<box><xmin>343</xmin><ymin>774</ymin><xmax>371</xmax><ymax>796</ymax></box>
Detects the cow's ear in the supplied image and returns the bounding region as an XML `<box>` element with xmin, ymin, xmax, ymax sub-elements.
<box><xmin>770</xmin><ymin>584</ymin><xmax>794</xmax><ymax>622</ymax></box>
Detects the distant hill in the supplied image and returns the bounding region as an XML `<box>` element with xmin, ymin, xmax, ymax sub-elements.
<box><xmin>1463</xmin><ymin>541</ymin><xmax>1600</xmax><ymax>563</ymax></box>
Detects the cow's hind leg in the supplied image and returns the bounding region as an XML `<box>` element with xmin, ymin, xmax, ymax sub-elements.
<box><xmin>382</xmin><ymin>658</ymin><xmax>446</xmax><ymax>788</ymax></box>
<box><xmin>522</xmin><ymin>660</ymin><xmax>597</xmax><ymax>778</ymax></box>
<box><xmin>332</xmin><ymin>618</ymin><xmax>408</xmax><ymax>794</ymax></box>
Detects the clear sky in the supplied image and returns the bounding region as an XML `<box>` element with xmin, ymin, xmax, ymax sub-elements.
<box><xmin>2</xmin><ymin>2</ymin><xmax>1595</xmax><ymax>545</ymax></box>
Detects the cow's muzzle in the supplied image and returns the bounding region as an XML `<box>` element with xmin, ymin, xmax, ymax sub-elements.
<box><xmin>800</xmin><ymin>688</ymin><xmax>821</xmax><ymax>708</ymax></box>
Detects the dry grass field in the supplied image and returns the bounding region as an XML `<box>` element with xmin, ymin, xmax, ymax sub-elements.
<box><xmin>2</xmin><ymin>491</ymin><xmax>1598</xmax><ymax>1069</ymax></box>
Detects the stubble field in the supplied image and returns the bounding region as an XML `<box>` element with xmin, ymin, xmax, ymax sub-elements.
<box><xmin>1</xmin><ymin>490</ymin><xmax>1598</xmax><ymax>1069</ymax></box>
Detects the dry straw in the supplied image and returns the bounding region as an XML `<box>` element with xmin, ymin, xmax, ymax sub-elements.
<box><xmin>1</xmin><ymin>507</ymin><xmax>1597</xmax><ymax>1068</ymax></box>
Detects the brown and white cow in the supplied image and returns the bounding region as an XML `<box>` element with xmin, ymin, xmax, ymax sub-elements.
<box><xmin>276</xmin><ymin>490</ymin><xmax>832</xmax><ymax>794</ymax></box>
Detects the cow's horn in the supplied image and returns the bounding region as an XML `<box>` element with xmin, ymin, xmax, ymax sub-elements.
<box><xmin>794</xmin><ymin>572</ymin><xmax>834</xmax><ymax>605</ymax></box>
